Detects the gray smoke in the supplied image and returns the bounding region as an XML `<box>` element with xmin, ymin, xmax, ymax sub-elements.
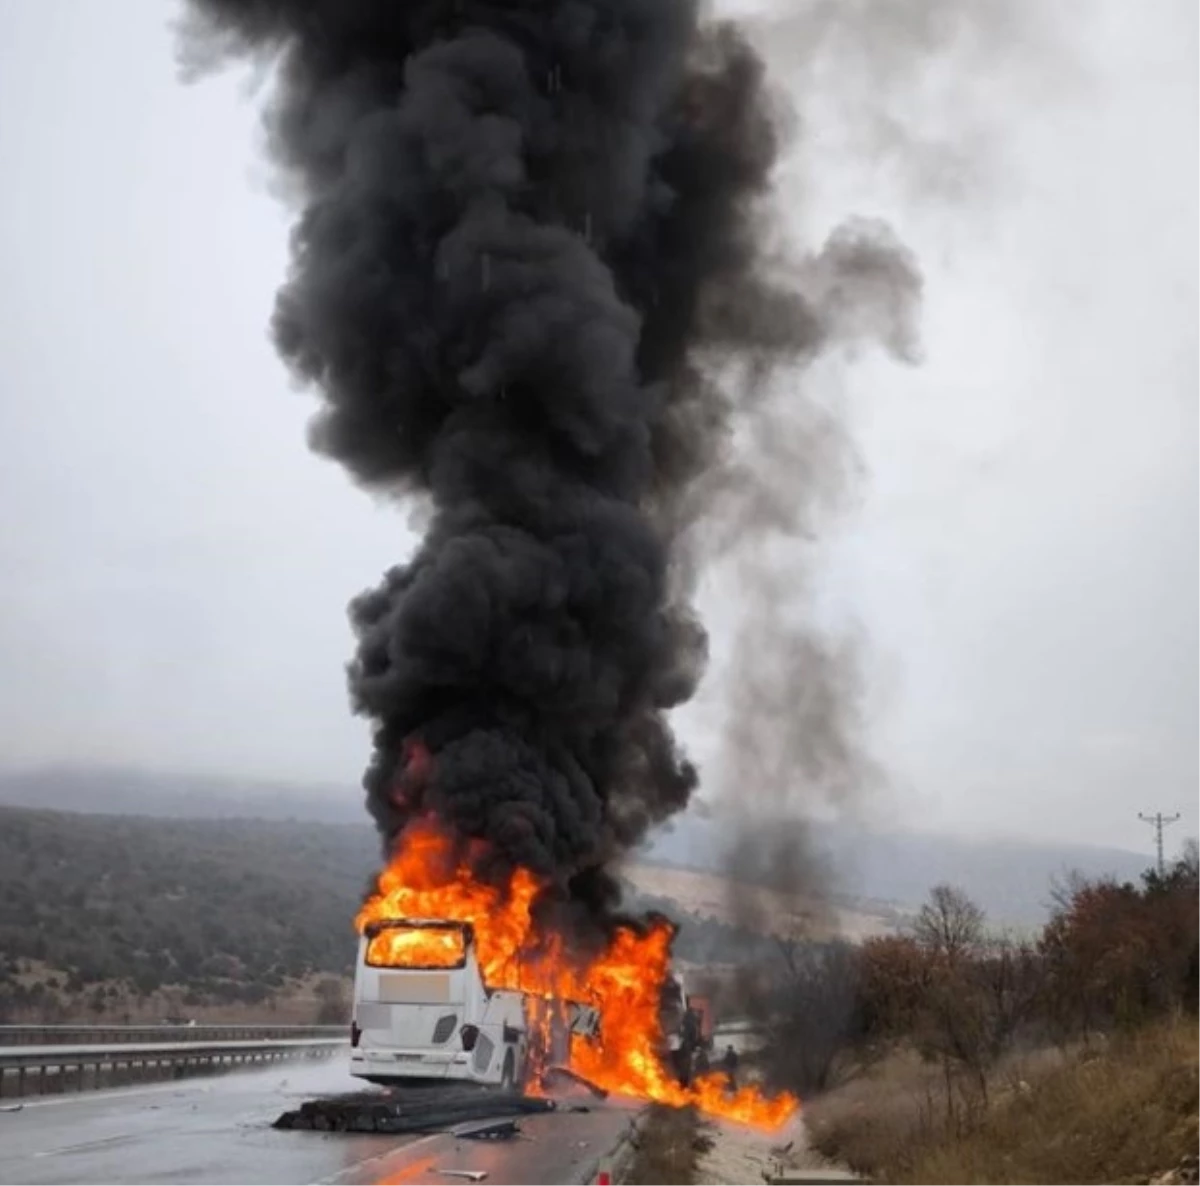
<box><xmin>701</xmin><ymin>0</ymin><xmax>1067</xmax><ymax>947</ymax></box>
<box><xmin>742</xmin><ymin>0</ymin><xmax>1073</xmax><ymax>207</ymax></box>
<box><xmin>178</xmin><ymin>0</ymin><xmax>920</xmax><ymax>930</ymax></box>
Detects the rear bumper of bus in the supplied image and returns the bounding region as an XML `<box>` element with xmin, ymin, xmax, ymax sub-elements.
<box><xmin>350</xmin><ymin>1044</ymin><xmax>478</xmax><ymax>1081</ymax></box>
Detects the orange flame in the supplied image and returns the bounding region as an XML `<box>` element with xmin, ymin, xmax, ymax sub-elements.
<box><xmin>355</xmin><ymin>818</ymin><xmax>798</xmax><ymax>1130</ymax></box>
<box><xmin>364</xmin><ymin>924</ymin><xmax>466</xmax><ymax>969</ymax></box>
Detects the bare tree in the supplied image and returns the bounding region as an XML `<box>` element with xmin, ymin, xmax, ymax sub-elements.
<box><xmin>913</xmin><ymin>884</ymin><xmax>985</xmax><ymax>962</ymax></box>
<box><xmin>759</xmin><ymin>939</ymin><xmax>864</xmax><ymax>1094</ymax></box>
<box><xmin>1176</xmin><ymin>837</ymin><xmax>1198</xmax><ymax>882</ymax></box>
<box><xmin>1047</xmin><ymin>868</ymin><xmax>1091</xmax><ymax>917</ymax></box>
<box><xmin>978</xmin><ymin>935</ymin><xmax>1043</xmax><ymax>1058</ymax></box>
<box><xmin>909</xmin><ymin>885</ymin><xmax>1006</xmax><ymax>1118</ymax></box>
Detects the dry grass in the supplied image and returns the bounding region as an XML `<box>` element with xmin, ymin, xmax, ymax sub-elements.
<box><xmin>806</xmin><ymin>1018</ymin><xmax>1198</xmax><ymax>1184</ymax></box>
<box><xmin>625</xmin><ymin>1105</ymin><xmax>709</xmax><ymax>1185</ymax></box>
<box><xmin>804</xmin><ymin>1044</ymin><xmax>1054</xmax><ymax>1169</ymax></box>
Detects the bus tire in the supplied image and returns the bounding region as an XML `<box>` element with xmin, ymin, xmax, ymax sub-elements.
<box><xmin>500</xmin><ymin>1050</ymin><xmax>518</xmax><ymax>1093</ymax></box>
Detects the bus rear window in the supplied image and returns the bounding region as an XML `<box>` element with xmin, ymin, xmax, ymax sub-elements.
<box><xmin>365</xmin><ymin>925</ymin><xmax>467</xmax><ymax>970</ymax></box>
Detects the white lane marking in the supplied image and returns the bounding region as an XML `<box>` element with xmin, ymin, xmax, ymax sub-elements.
<box><xmin>33</xmin><ymin>1134</ymin><xmax>137</xmax><ymax>1159</ymax></box>
<box><xmin>15</xmin><ymin>1081</ymin><xmax>213</xmax><ymax>1110</ymax></box>
<box><xmin>314</xmin><ymin>1131</ymin><xmax>446</xmax><ymax>1185</ymax></box>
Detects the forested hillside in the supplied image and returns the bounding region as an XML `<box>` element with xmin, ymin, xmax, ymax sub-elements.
<box><xmin>0</xmin><ymin>766</ymin><xmax>1159</xmax><ymax>923</ymax></box>
<box><xmin>0</xmin><ymin>806</ymin><xmax>736</xmax><ymax>1022</ymax></box>
<box><xmin>0</xmin><ymin>807</ymin><xmax>379</xmax><ymax>1019</ymax></box>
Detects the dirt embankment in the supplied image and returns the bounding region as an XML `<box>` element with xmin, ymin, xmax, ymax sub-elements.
<box><xmin>805</xmin><ymin>1017</ymin><xmax>1199</xmax><ymax>1185</ymax></box>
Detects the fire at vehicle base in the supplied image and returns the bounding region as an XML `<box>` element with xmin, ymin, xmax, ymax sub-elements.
<box><xmin>541</xmin><ymin>1065</ymin><xmax>608</xmax><ymax>1099</ymax></box>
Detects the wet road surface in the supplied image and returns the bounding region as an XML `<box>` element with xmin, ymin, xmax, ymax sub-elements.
<box><xmin>0</xmin><ymin>1057</ymin><xmax>638</xmax><ymax>1185</ymax></box>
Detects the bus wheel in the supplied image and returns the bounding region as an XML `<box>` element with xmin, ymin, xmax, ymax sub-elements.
<box><xmin>500</xmin><ymin>1050</ymin><xmax>518</xmax><ymax>1093</ymax></box>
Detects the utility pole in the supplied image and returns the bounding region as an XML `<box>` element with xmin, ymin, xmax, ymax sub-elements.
<box><xmin>1138</xmin><ymin>811</ymin><xmax>1182</xmax><ymax>877</ymax></box>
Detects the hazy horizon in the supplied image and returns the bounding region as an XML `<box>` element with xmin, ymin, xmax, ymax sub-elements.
<box><xmin>0</xmin><ymin>758</ymin><xmax>1186</xmax><ymax>865</ymax></box>
<box><xmin>0</xmin><ymin>0</ymin><xmax>1195</xmax><ymax>853</ymax></box>
<box><xmin>0</xmin><ymin>761</ymin><xmax>1172</xmax><ymax>927</ymax></box>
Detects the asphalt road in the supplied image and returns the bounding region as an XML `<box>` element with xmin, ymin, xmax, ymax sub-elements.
<box><xmin>0</xmin><ymin>1058</ymin><xmax>637</xmax><ymax>1186</ymax></box>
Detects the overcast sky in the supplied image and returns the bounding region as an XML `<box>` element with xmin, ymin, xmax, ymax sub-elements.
<box><xmin>0</xmin><ymin>0</ymin><xmax>1194</xmax><ymax>855</ymax></box>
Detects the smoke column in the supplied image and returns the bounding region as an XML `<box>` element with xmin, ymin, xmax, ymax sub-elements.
<box><xmin>705</xmin><ymin>0</ymin><xmax>1059</xmax><ymax>895</ymax></box>
<box><xmin>180</xmin><ymin>0</ymin><xmax>918</xmax><ymax>926</ymax></box>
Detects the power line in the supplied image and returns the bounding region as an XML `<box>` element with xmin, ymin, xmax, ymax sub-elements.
<box><xmin>1138</xmin><ymin>811</ymin><xmax>1182</xmax><ymax>878</ymax></box>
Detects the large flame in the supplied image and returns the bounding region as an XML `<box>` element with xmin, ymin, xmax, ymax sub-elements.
<box><xmin>364</xmin><ymin>924</ymin><xmax>466</xmax><ymax>969</ymax></box>
<box><xmin>356</xmin><ymin>818</ymin><xmax>798</xmax><ymax>1130</ymax></box>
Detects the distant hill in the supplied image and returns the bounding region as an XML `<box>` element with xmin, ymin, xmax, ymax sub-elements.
<box><xmin>641</xmin><ymin>813</ymin><xmax>1153</xmax><ymax>925</ymax></box>
<box><xmin>0</xmin><ymin>764</ymin><xmax>364</xmax><ymax>824</ymax></box>
<box><xmin>0</xmin><ymin>764</ymin><xmax>1158</xmax><ymax>925</ymax></box>
<box><xmin>0</xmin><ymin>805</ymin><xmax>377</xmax><ymax>1022</ymax></box>
<box><xmin>0</xmin><ymin>803</ymin><xmax>738</xmax><ymax>1023</ymax></box>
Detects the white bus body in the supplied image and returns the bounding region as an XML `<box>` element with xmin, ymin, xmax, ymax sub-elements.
<box><xmin>349</xmin><ymin>918</ymin><xmax>597</xmax><ymax>1090</ymax></box>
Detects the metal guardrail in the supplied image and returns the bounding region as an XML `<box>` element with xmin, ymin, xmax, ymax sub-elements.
<box><xmin>0</xmin><ymin>1035</ymin><xmax>346</xmax><ymax>1099</ymax></box>
<box><xmin>0</xmin><ymin>1023</ymin><xmax>345</xmax><ymax>1046</ymax></box>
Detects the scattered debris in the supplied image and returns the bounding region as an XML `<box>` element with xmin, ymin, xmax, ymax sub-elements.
<box><xmin>273</xmin><ymin>1087</ymin><xmax>556</xmax><ymax>1134</ymax></box>
<box><xmin>693</xmin><ymin>1115</ymin><xmax>855</xmax><ymax>1186</ymax></box>
<box><xmin>436</xmin><ymin>1171</ymin><xmax>487</xmax><ymax>1182</ymax></box>
<box><xmin>0</xmin><ymin>1104</ymin><xmax>25</xmax><ymax>1114</ymax></box>
<box><xmin>455</xmin><ymin>1119</ymin><xmax>520</xmax><ymax>1142</ymax></box>
<box><xmin>541</xmin><ymin>1065</ymin><xmax>608</xmax><ymax>1099</ymax></box>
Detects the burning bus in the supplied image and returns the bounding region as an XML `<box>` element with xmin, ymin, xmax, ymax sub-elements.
<box><xmin>344</xmin><ymin>821</ymin><xmax>796</xmax><ymax>1126</ymax></box>
<box><xmin>349</xmin><ymin>917</ymin><xmax>599</xmax><ymax>1090</ymax></box>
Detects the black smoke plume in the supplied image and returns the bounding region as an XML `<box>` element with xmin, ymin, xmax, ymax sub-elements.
<box><xmin>180</xmin><ymin>0</ymin><xmax>915</xmax><ymax>925</ymax></box>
